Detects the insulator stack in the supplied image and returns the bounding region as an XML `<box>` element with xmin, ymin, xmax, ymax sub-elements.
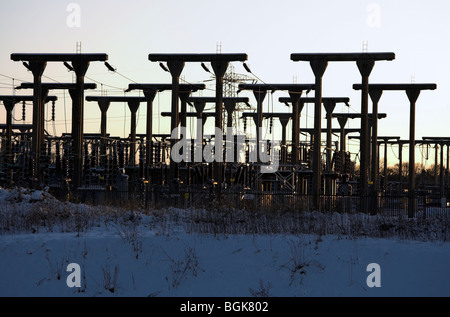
<box><xmin>51</xmin><ymin>101</ymin><xmax>55</xmax><ymax>121</ymax></box>
<box><xmin>22</xmin><ymin>101</ymin><xmax>26</xmax><ymax>121</ymax></box>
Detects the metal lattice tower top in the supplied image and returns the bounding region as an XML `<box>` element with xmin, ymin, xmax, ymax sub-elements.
<box><xmin>202</xmin><ymin>64</ymin><xmax>254</xmax><ymax>131</ymax></box>
<box><xmin>223</xmin><ymin>65</ymin><xmax>255</xmax><ymax>132</ymax></box>
<box><xmin>223</xmin><ymin>64</ymin><xmax>255</xmax><ymax>98</ymax></box>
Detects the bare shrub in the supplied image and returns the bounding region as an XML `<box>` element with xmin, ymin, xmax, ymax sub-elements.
<box><xmin>163</xmin><ymin>246</ymin><xmax>201</xmax><ymax>289</ymax></box>
<box><xmin>45</xmin><ymin>250</ymin><xmax>68</xmax><ymax>281</ymax></box>
<box><xmin>284</xmin><ymin>238</ymin><xmax>324</xmax><ymax>286</ymax></box>
<box><xmin>288</xmin><ymin>239</ymin><xmax>308</xmax><ymax>278</ymax></box>
<box><xmin>116</xmin><ymin>219</ymin><xmax>142</xmax><ymax>259</ymax></box>
<box><xmin>249</xmin><ymin>279</ymin><xmax>273</xmax><ymax>297</ymax></box>
<box><xmin>102</xmin><ymin>264</ymin><xmax>119</xmax><ymax>293</ymax></box>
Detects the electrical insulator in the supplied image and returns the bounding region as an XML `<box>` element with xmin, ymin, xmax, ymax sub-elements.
<box><xmin>243</xmin><ymin>117</ymin><xmax>247</xmax><ymax>132</ymax></box>
<box><xmin>345</xmin><ymin>152</ymin><xmax>351</xmax><ymax>174</ymax></box>
<box><xmin>22</xmin><ymin>101</ymin><xmax>26</xmax><ymax>121</ymax></box>
<box><xmin>269</xmin><ymin>117</ymin><xmax>273</xmax><ymax>134</ymax></box>
<box><xmin>334</xmin><ymin>152</ymin><xmax>341</xmax><ymax>173</ymax></box>
<box><xmin>52</xmin><ymin>101</ymin><xmax>55</xmax><ymax>121</ymax></box>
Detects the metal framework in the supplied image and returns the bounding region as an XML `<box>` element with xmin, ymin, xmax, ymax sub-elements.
<box><xmin>0</xmin><ymin>49</ymin><xmax>446</xmax><ymax>218</ymax></box>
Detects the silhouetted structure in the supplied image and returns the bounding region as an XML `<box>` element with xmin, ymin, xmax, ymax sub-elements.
<box><xmin>1</xmin><ymin>49</ymin><xmax>445</xmax><ymax>218</ymax></box>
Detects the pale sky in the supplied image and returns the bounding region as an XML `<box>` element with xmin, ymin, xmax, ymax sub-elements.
<box><xmin>0</xmin><ymin>0</ymin><xmax>449</xmax><ymax>167</ymax></box>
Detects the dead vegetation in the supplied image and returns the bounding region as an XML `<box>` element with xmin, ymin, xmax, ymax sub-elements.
<box><xmin>1</xmin><ymin>187</ymin><xmax>449</xmax><ymax>242</ymax></box>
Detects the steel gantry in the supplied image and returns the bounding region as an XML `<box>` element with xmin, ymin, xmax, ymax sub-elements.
<box><xmin>11</xmin><ymin>53</ymin><xmax>108</xmax><ymax>187</ymax></box>
<box><xmin>16</xmin><ymin>82</ymin><xmax>97</xmax><ymax>188</ymax></box>
<box><xmin>291</xmin><ymin>52</ymin><xmax>395</xmax><ymax>212</ymax></box>
<box><xmin>0</xmin><ymin>95</ymin><xmax>57</xmax><ymax>186</ymax></box>
<box><xmin>354</xmin><ymin>83</ymin><xmax>437</xmax><ymax>217</ymax></box>
<box><xmin>238</xmin><ymin>84</ymin><xmax>315</xmax><ymax>165</ymax></box>
<box><xmin>85</xmin><ymin>96</ymin><xmax>149</xmax><ymax>179</ymax></box>
<box><xmin>124</xmin><ymin>83</ymin><xmax>205</xmax><ymax>179</ymax></box>
<box><xmin>421</xmin><ymin>137</ymin><xmax>450</xmax><ymax>200</ymax></box>
<box><xmin>331</xmin><ymin>111</ymin><xmax>387</xmax><ymax>214</ymax></box>
<box><xmin>148</xmin><ymin>53</ymin><xmax>247</xmax><ymax>192</ymax></box>
<box><xmin>1</xmin><ymin>48</ymin><xmax>444</xmax><ymax>217</ymax></box>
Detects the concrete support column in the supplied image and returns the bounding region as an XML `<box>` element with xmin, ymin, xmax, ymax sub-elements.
<box><xmin>143</xmin><ymin>89</ymin><xmax>158</xmax><ymax>178</ymax></box>
<box><xmin>98</xmin><ymin>99</ymin><xmax>110</xmax><ymax>167</ymax></box>
<box><xmin>406</xmin><ymin>88</ymin><xmax>421</xmax><ymax>218</ymax></box>
<box><xmin>310</xmin><ymin>60</ymin><xmax>328</xmax><ymax>211</ymax></box>
<box><xmin>71</xmin><ymin>60</ymin><xmax>90</xmax><ymax>188</ymax></box>
<box><xmin>29</xmin><ymin>61</ymin><xmax>47</xmax><ymax>186</ymax></box>
<box><xmin>356</xmin><ymin>59</ymin><xmax>375</xmax><ymax>213</ymax></box>
<box><xmin>167</xmin><ymin>60</ymin><xmax>185</xmax><ymax>182</ymax></box>
<box><xmin>127</xmin><ymin>100</ymin><xmax>141</xmax><ymax>166</ymax></box>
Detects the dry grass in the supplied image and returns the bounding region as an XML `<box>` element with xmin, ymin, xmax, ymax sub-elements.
<box><xmin>249</xmin><ymin>279</ymin><xmax>273</xmax><ymax>297</ymax></box>
<box><xmin>163</xmin><ymin>246</ymin><xmax>201</xmax><ymax>290</ymax></box>
<box><xmin>181</xmin><ymin>207</ymin><xmax>450</xmax><ymax>242</ymax></box>
<box><xmin>101</xmin><ymin>264</ymin><xmax>119</xmax><ymax>293</ymax></box>
<box><xmin>1</xmin><ymin>187</ymin><xmax>449</xmax><ymax>242</ymax></box>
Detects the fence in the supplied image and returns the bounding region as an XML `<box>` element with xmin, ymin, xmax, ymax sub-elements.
<box><xmin>138</xmin><ymin>186</ymin><xmax>450</xmax><ymax>218</ymax></box>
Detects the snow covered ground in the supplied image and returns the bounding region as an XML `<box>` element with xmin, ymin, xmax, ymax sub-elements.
<box><xmin>0</xmin><ymin>187</ymin><xmax>449</xmax><ymax>297</ymax></box>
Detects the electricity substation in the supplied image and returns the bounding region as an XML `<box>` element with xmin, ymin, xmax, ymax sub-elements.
<box><xmin>1</xmin><ymin>50</ymin><xmax>447</xmax><ymax>218</ymax></box>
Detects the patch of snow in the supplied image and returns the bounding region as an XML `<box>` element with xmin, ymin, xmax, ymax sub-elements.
<box><xmin>0</xmin><ymin>188</ymin><xmax>449</xmax><ymax>297</ymax></box>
